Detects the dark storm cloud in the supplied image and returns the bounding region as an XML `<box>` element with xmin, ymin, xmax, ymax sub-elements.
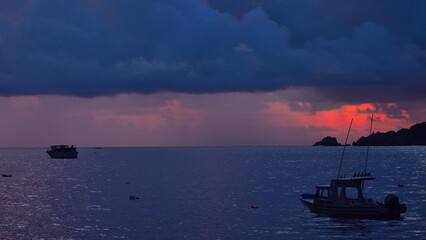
<box><xmin>207</xmin><ymin>0</ymin><xmax>426</xmax><ymax>48</ymax></box>
<box><xmin>0</xmin><ymin>0</ymin><xmax>425</xmax><ymax>100</ymax></box>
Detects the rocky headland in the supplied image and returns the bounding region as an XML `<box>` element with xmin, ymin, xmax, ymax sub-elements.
<box><xmin>313</xmin><ymin>122</ymin><xmax>426</xmax><ymax>146</ymax></box>
<box><xmin>352</xmin><ymin>122</ymin><xmax>426</xmax><ymax>146</ymax></box>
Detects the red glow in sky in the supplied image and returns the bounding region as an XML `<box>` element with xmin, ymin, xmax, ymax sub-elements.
<box><xmin>0</xmin><ymin>92</ymin><xmax>420</xmax><ymax>147</ymax></box>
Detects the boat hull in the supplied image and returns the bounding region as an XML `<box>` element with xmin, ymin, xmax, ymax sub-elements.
<box><xmin>299</xmin><ymin>194</ymin><xmax>405</xmax><ymax>219</ymax></box>
<box><xmin>47</xmin><ymin>151</ymin><xmax>78</xmax><ymax>159</ymax></box>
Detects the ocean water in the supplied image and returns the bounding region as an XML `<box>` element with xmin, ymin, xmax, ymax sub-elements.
<box><xmin>0</xmin><ymin>146</ymin><xmax>424</xmax><ymax>239</ymax></box>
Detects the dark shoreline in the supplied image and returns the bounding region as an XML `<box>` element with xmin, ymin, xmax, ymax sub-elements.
<box><xmin>314</xmin><ymin>122</ymin><xmax>426</xmax><ymax>146</ymax></box>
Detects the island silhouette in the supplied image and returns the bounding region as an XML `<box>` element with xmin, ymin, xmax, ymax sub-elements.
<box><xmin>313</xmin><ymin>136</ymin><xmax>342</xmax><ymax>146</ymax></box>
<box><xmin>313</xmin><ymin>122</ymin><xmax>426</xmax><ymax>146</ymax></box>
<box><xmin>353</xmin><ymin>122</ymin><xmax>426</xmax><ymax>146</ymax></box>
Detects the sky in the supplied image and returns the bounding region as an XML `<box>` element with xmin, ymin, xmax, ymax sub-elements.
<box><xmin>0</xmin><ymin>0</ymin><xmax>425</xmax><ymax>147</ymax></box>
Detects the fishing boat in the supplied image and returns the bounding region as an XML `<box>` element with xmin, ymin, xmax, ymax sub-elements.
<box><xmin>300</xmin><ymin>117</ymin><xmax>406</xmax><ymax>219</ymax></box>
<box><xmin>47</xmin><ymin>145</ymin><xmax>78</xmax><ymax>159</ymax></box>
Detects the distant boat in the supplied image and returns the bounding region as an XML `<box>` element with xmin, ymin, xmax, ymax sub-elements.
<box><xmin>47</xmin><ymin>145</ymin><xmax>78</xmax><ymax>159</ymax></box>
<box><xmin>300</xmin><ymin>117</ymin><xmax>406</xmax><ymax>219</ymax></box>
<box><xmin>95</xmin><ymin>147</ymin><xmax>103</xmax><ymax>149</ymax></box>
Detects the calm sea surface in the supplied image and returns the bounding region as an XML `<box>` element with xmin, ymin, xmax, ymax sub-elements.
<box><xmin>0</xmin><ymin>146</ymin><xmax>424</xmax><ymax>239</ymax></box>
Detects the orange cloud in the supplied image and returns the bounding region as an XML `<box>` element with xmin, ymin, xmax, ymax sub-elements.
<box><xmin>265</xmin><ymin>102</ymin><xmax>413</xmax><ymax>143</ymax></box>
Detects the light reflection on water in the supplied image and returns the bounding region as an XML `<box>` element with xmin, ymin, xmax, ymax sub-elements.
<box><xmin>0</xmin><ymin>146</ymin><xmax>424</xmax><ymax>239</ymax></box>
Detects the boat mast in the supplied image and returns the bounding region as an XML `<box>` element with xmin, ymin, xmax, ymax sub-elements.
<box><xmin>337</xmin><ymin>118</ymin><xmax>353</xmax><ymax>179</ymax></box>
<box><xmin>363</xmin><ymin>114</ymin><xmax>374</xmax><ymax>172</ymax></box>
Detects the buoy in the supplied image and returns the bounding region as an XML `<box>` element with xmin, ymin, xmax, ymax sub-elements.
<box><xmin>251</xmin><ymin>205</ymin><xmax>259</xmax><ymax>209</ymax></box>
<box><xmin>129</xmin><ymin>195</ymin><xmax>140</xmax><ymax>200</ymax></box>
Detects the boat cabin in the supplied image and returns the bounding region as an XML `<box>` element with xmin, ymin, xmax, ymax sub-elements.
<box><xmin>314</xmin><ymin>173</ymin><xmax>375</xmax><ymax>206</ymax></box>
<box><xmin>51</xmin><ymin>145</ymin><xmax>75</xmax><ymax>150</ymax></box>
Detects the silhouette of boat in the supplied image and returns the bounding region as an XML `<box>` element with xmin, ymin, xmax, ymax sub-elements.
<box><xmin>300</xmin><ymin>173</ymin><xmax>406</xmax><ymax>218</ymax></box>
<box><xmin>47</xmin><ymin>145</ymin><xmax>78</xmax><ymax>159</ymax></box>
<box><xmin>300</xmin><ymin>117</ymin><xmax>406</xmax><ymax>219</ymax></box>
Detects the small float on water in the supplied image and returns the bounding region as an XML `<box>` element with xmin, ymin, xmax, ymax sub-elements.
<box><xmin>47</xmin><ymin>145</ymin><xmax>78</xmax><ymax>159</ymax></box>
<box><xmin>129</xmin><ymin>195</ymin><xmax>140</xmax><ymax>200</ymax></box>
<box><xmin>300</xmin><ymin>116</ymin><xmax>406</xmax><ymax>219</ymax></box>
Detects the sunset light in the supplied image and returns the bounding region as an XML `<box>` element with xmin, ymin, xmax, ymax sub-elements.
<box><xmin>0</xmin><ymin>1</ymin><xmax>424</xmax><ymax>239</ymax></box>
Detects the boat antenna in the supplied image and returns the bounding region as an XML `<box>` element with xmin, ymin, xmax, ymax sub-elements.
<box><xmin>363</xmin><ymin>114</ymin><xmax>374</xmax><ymax>172</ymax></box>
<box><xmin>337</xmin><ymin>118</ymin><xmax>353</xmax><ymax>179</ymax></box>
